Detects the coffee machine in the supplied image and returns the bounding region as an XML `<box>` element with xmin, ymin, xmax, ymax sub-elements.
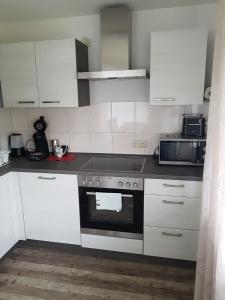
<box><xmin>27</xmin><ymin>116</ymin><xmax>49</xmax><ymax>160</ymax></box>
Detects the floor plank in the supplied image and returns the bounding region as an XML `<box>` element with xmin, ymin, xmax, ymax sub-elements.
<box><xmin>0</xmin><ymin>242</ymin><xmax>195</xmax><ymax>300</ymax></box>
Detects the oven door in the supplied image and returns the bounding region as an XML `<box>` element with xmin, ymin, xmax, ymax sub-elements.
<box><xmin>79</xmin><ymin>187</ymin><xmax>143</xmax><ymax>239</ymax></box>
<box><xmin>159</xmin><ymin>140</ymin><xmax>198</xmax><ymax>165</ymax></box>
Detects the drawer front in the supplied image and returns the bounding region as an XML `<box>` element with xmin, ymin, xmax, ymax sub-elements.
<box><xmin>144</xmin><ymin>195</ymin><xmax>201</xmax><ymax>230</ymax></box>
<box><xmin>144</xmin><ymin>226</ymin><xmax>199</xmax><ymax>261</ymax></box>
<box><xmin>145</xmin><ymin>179</ymin><xmax>202</xmax><ymax>197</ymax></box>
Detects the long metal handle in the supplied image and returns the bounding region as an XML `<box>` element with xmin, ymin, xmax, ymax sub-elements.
<box><xmin>161</xmin><ymin>232</ymin><xmax>183</xmax><ymax>237</ymax></box>
<box><xmin>38</xmin><ymin>176</ymin><xmax>56</xmax><ymax>180</ymax></box>
<box><xmin>42</xmin><ymin>101</ymin><xmax>61</xmax><ymax>104</ymax></box>
<box><xmin>154</xmin><ymin>98</ymin><xmax>175</xmax><ymax>102</ymax></box>
<box><xmin>18</xmin><ymin>101</ymin><xmax>35</xmax><ymax>104</ymax></box>
<box><xmin>86</xmin><ymin>191</ymin><xmax>133</xmax><ymax>198</ymax></box>
<box><xmin>162</xmin><ymin>200</ymin><xmax>184</xmax><ymax>205</ymax></box>
<box><xmin>163</xmin><ymin>183</ymin><xmax>185</xmax><ymax>188</ymax></box>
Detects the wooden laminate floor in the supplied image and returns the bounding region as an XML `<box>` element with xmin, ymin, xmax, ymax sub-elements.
<box><xmin>0</xmin><ymin>241</ymin><xmax>195</xmax><ymax>300</ymax></box>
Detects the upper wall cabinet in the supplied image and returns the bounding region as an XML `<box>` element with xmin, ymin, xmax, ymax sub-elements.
<box><xmin>0</xmin><ymin>39</ymin><xmax>89</xmax><ymax>108</ymax></box>
<box><xmin>150</xmin><ymin>29</ymin><xmax>208</xmax><ymax>106</ymax></box>
<box><xmin>0</xmin><ymin>42</ymin><xmax>39</xmax><ymax>108</ymax></box>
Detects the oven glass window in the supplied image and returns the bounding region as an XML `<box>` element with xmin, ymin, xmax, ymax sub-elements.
<box><xmin>160</xmin><ymin>141</ymin><xmax>197</xmax><ymax>162</ymax></box>
<box><xmin>79</xmin><ymin>187</ymin><xmax>143</xmax><ymax>234</ymax></box>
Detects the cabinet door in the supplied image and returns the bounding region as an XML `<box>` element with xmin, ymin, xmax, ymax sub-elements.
<box><xmin>0</xmin><ymin>42</ymin><xmax>39</xmax><ymax>108</ymax></box>
<box><xmin>0</xmin><ymin>174</ymin><xmax>16</xmax><ymax>258</ymax></box>
<box><xmin>150</xmin><ymin>29</ymin><xmax>207</xmax><ymax>105</ymax></box>
<box><xmin>144</xmin><ymin>226</ymin><xmax>199</xmax><ymax>261</ymax></box>
<box><xmin>19</xmin><ymin>172</ymin><xmax>81</xmax><ymax>245</ymax></box>
<box><xmin>144</xmin><ymin>195</ymin><xmax>201</xmax><ymax>230</ymax></box>
<box><xmin>35</xmin><ymin>39</ymin><xmax>78</xmax><ymax>107</ymax></box>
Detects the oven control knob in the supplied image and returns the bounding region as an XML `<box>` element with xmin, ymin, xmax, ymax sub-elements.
<box><xmin>96</xmin><ymin>180</ymin><xmax>101</xmax><ymax>186</ymax></box>
<box><xmin>89</xmin><ymin>180</ymin><xmax>94</xmax><ymax>186</ymax></box>
<box><xmin>126</xmin><ymin>182</ymin><xmax>131</xmax><ymax>188</ymax></box>
<box><xmin>118</xmin><ymin>181</ymin><xmax>123</xmax><ymax>187</ymax></box>
<box><xmin>133</xmin><ymin>182</ymin><xmax>138</xmax><ymax>189</ymax></box>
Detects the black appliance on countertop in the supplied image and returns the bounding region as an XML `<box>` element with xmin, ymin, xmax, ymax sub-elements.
<box><xmin>182</xmin><ymin>114</ymin><xmax>206</xmax><ymax>137</ymax></box>
<box><xmin>27</xmin><ymin>116</ymin><xmax>49</xmax><ymax>160</ymax></box>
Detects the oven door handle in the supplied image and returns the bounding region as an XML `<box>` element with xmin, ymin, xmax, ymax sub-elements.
<box><xmin>86</xmin><ymin>191</ymin><xmax>133</xmax><ymax>198</ymax></box>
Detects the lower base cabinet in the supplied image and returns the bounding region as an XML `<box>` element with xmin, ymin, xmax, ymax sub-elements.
<box><xmin>19</xmin><ymin>172</ymin><xmax>81</xmax><ymax>245</ymax></box>
<box><xmin>144</xmin><ymin>226</ymin><xmax>199</xmax><ymax>261</ymax></box>
<box><xmin>81</xmin><ymin>234</ymin><xmax>143</xmax><ymax>254</ymax></box>
<box><xmin>0</xmin><ymin>174</ymin><xmax>16</xmax><ymax>258</ymax></box>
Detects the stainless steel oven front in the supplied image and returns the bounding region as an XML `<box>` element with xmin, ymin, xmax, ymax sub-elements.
<box><xmin>78</xmin><ymin>175</ymin><xmax>144</xmax><ymax>240</ymax></box>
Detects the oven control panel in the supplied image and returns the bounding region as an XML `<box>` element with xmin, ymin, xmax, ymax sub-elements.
<box><xmin>78</xmin><ymin>175</ymin><xmax>144</xmax><ymax>191</ymax></box>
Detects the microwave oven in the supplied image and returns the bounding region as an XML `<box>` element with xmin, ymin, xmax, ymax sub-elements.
<box><xmin>159</xmin><ymin>134</ymin><xmax>206</xmax><ymax>166</ymax></box>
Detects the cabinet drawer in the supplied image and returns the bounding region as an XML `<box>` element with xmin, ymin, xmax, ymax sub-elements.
<box><xmin>144</xmin><ymin>226</ymin><xmax>199</xmax><ymax>261</ymax></box>
<box><xmin>144</xmin><ymin>195</ymin><xmax>201</xmax><ymax>230</ymax></box>
<box><xmin>144</xmin><ymin>179</ymin><xmax>202</xmax><ymax>197</ymax></box>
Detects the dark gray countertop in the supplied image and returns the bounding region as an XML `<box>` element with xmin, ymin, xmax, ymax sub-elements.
<box><xmin>0</xmin><ymin>153</ymin><xmax>203</xmax><ymax>181</ymax></box>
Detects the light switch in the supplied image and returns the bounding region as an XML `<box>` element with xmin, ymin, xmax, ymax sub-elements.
<box><xmin>132</xmin><ymin>140</ymin><xmax>147</xmax><ymax>148</ymax></box>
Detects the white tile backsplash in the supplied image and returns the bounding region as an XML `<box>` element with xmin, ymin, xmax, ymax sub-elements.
<box><xmin>0</xmin><ymin>108</ymin><xmax>12</xmax><ymax>134</ymax></box>
<box><xmin>47</xmin><ymin>108</ymin><xmax>69</xmax><ymax>133</ymax></box>
<box><xmin>159</xmin><ymin>106</ymin><xmax>184</xmax><ymax>133</ymax></box>
<box><xmin>90</xmin><ymin>102</ymin><xmax>112</xmax><ymax>132</ymax></box>
<box><xmin>135</xmin><ymin>102</ymin><xmax>159</xmax><ymax>133</ymax></box>
<box><xmin>69</xmin><ymin>106</ymin><xmax>90</xmax><ymax>132</ymax></box>
<box><xmin>69</xmin><ymin>132</ymin><xmax>90</xmax><ymax>152</ymax></box>
<box><xmin>4</xmin><ymin>102</ymin><xmax>208</xmax><ymax>154</ymax></box>
<box><xmin>112</xmin><ymin>102</ymin><xmax>135</xmax><ymax>133</ymax></box>
<box><xmin>91</xmin><ymin>133</ymin><xmax>113</xmax><ymax>153</ymax></box>
<box><xmin>11</xmin><ymin>108</ymin><xmax>28</xmax><ymax>132</ymax></box>
<box><xmin>113</xmin><ymin>133</ymin><xmax>135</xmax><ymax>154</ymax></box>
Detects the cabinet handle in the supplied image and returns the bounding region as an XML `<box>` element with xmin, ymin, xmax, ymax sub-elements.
<box><xmin>154</xmin><ymin>98</ymin><xmax>175</xmax><ymax>102</ymax></box>
<box><xmin>38</xmin><ymin>176</ymin><xmax>56</xmax><ymax>180</ymax></box>
<box><xmin>42</xmin><ymin>101</ymin><xmax>61</xmax><ymax>104</ymax></box>
<box><xmin>18</xmin><ymin>101</ymin><xmax>35</xmax><ymax>104</ymax></box>
<box><xmin>162</xmin><ymin>200</ymin><xmax>184</xmax><ymax>205</ymax></box>
<box><xmin>163</xmin><ymin>183</ymin><xmax>185</xmax><ymax>188</ymax></box>
<box><xmin>161</xmin><ymin>232</ymin><xmax>183</xmax><ymax>237</ymax></box>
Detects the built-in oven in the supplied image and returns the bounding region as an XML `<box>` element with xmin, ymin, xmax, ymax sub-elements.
<box><xmin>78</xmin><ymin>176</ymin><xmax>144</xmax><ymax>240</ymax></box>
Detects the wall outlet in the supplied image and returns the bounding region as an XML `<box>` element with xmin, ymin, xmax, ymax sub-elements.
<box><xmin>132</xmin><ymin>140</ymin><xmax>147</xmax><ymax>148</ymax></box>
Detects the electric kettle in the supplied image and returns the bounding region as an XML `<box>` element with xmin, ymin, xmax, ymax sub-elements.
<box><xmin>9</xmin><ymin>133</ymin><xmax>25</xmax><ymax>157</ymax></box>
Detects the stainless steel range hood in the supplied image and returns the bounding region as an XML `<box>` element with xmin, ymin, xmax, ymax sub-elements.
<box><xmin>78</xmin><ymin>6</ymin><xmax>148</xmax><ymax>80</ymax></box>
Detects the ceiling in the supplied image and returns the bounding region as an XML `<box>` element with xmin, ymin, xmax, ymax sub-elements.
<box><xmin>0</xmin><ymin>0</ymin><xmax>217</xmax><ymax>22</ymax></box>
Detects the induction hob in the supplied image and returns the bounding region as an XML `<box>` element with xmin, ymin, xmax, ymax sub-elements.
<box><xmin>80</xmin><ymin>156</ymin><xmax>146</xmax><ymax>173</ymax></box>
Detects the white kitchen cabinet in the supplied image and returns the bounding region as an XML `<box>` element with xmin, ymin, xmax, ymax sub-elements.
<box><xmin>144</xmin><ymin>226</ymin><xmax>199</xmax><ymax>261</ymax></box>
<box><xmin>145</xmin><ymin>178</ymin><xmax>202</xmax><ymax>197</ymax></box>
<box><xmin>150</xmin><ymin>28</ymin><xmax>207</xmax><ymax>105</ymax></box>
<box><xmin>19</xmin><ymin>172</ymin><xmax>81</xmax><ymax>245</ymax></box>
<box><xmin>0</xmin><ymin>174</ymin><xmax>16</xmax><ymax>258</ymax></box>
<box><xmin>144</xmin><ymin>178</ymin><xmax>202</xmax><ymax>261</ymax></box>
<box><xmin>144</xmin><ymin>195</ymin><xmax>201</xmax><ymax>230</ymax></box>
<box><xmin>0</xmin><ymin>42</ymin><xmax>39</xmax><ymax>108</ymax></box>
<box><xmin>35</xmin><ymin>39</ymin><xmax>78</xmax><ymax>107</ymax></box>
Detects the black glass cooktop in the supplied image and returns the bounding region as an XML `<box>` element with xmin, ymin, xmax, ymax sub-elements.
<box><xmin>81</xmin><ymin>156</ymin><xmax>145</xmax><ymax>173</ymax></box>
